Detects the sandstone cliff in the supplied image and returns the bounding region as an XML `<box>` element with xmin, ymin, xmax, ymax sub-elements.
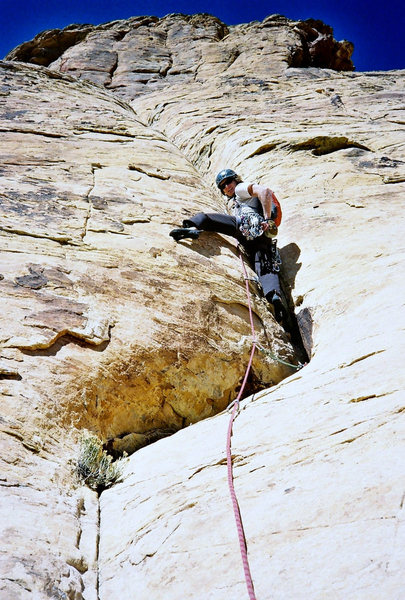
<box><xmin>1</xmin><ymin>13</ymin><xmax>404</xmax><ymax>600</ymax></box>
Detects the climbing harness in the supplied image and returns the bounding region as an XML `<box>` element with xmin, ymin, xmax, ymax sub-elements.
<box><xmin>226</xmin><ymin>251</ymin><xmax>304</xmax><ymax>599</ymax></box>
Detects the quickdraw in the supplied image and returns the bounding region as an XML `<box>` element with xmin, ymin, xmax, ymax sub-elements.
<box><xmin>270</xmin><ymin>241</ymin><xmax>282</xmax><ymax>272</ymax></box>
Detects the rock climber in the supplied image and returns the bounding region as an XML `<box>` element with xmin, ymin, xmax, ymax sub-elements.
<box><xmin>170</xmin><ymin>168</ymin><xmax>289</xmax><ymax>325</ymax></box>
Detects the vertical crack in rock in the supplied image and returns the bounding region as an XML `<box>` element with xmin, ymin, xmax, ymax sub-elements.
<box><xmin>160</xmin><ymin>28</ymin><xmax>173</xmax><ymax>78</ymax></box>
<box><xmin>108</xmin><ymin>52</ymin><xmax>119</xmax><ymax>87</ymax></box>
<box><xmin>69</xmin><ymin>489</ymin><xmax>102</xmax><ymax>599</ymax></box>
<box><xmin>82</xmin><ymin>164</ymin><xmax>99</xmax><ymax>241</ymax></box>
<box><xmin>195</xmin><ymin>138</ymin><xmax>214</xmax><ymax>172</ymax></box>
<box><xmin>223</xmin><ymin>48</ymin><xmax>241</xmax><ymax>72</ymax></box>
<box><xmin>96</xmin><ymin>495</ymin><xmax>101</xmax><ymax>600</ymax></box>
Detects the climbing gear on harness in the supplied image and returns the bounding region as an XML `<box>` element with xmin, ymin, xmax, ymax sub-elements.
<box><xmin>216</xmin><ymin>168</ymin><xmax>238</xmax><ymax>191</ymax></box>
<box><xmin>234</xmin><ymin>199</ymin><xmax>278</xmax><ymax>241</ymax></box>
<box><xmin>169</xmin><ymin>227</ymin><xmax>203</xmax><ymax>241</ymax></box>
<box><xmin>238</xmin><ymin>209</ymin><xmax>264</xmax><ymax>240</ymax></box>
<box><xmin>255</xmin><ymin>239</ymin><xmax>282</xmax><ymax>277</ymax></box>
<box><xmin>270</xmin><ymin>240</ymin><xmax>282</xmax><ymax>272</ymax></box>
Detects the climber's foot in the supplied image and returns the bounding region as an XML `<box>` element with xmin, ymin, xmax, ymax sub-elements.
<box><xmin>271</xmin><ymin>292</ymin><xmax>285</xmax><ymax>324</ymax></box>
<box><xmin>169</xmin><ymin>227</ymin><xmax>202</xmax><ymax>241</ymax></box>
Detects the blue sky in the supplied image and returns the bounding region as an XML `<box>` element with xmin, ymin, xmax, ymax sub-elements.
<box><xmin>1</xmin><ymin>0</ymin><xmax>404</xmax><ymax>71</ymax></box>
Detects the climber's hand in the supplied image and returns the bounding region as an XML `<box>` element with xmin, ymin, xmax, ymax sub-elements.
<box><xmin>262</xmin><ymin>219</ymin><xmax>278</xmax><ymax>237</ymax></box>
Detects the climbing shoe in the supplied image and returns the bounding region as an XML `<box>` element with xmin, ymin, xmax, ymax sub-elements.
<box><xmin>169</xmin><ymin>227</ymin><xmax>202</xmax><ymax>241</ymax></box>
<box><xmin>271</xmin><ymin>293</ymin><xmax>285</xmax><ymax>324</ymax></box>
<box><xmin>266</xmin><ymin>291</ymin><xmax>287</xmax><ymax>325</ymax></box>
<box><xmin>268</xmin><ymin>291</ymin><xmax>294</xmax><ymax>334</ymax></box>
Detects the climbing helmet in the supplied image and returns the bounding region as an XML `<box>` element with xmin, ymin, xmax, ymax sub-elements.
<box><xmin>215</xmin><ymin>168</ymin><xmax>239</xmax><ymax>192</ymax></box>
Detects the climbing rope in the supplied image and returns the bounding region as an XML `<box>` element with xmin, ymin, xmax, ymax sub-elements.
<box><xmin>225</xmin><ymin>254</ymin><xmax>258</xmax><ymax>600</ymax></box>
<box><xmin>226</xmin><ymin>252</ymin><xmax>303</xmax><ymax>599</ymax></box>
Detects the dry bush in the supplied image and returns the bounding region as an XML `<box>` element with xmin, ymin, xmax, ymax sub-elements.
<box><xmin>76</xmin><ymin>432</ymin><xmax>125</xmax><ymax>491</ymax></box>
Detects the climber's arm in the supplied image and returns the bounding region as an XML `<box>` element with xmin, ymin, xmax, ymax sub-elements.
<box><xmin>249</xmin><ymin>183</ymin><xmax>276</xmax><ymax>223</ymax></box>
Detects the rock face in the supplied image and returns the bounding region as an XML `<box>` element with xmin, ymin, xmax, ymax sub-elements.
<box><xmin>1</xmin><ymin>13</ymin><xmax>404</xmax><ymax>600</ymax></box>
<box><xmin>5</xmin><ymin>14</ymin><xmax>354</xmax><ymax>100</ymax></box>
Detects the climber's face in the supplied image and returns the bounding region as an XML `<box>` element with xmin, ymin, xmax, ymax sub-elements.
<box><xmin>220</xmin><ymin>178</ymin><xmax>237</xmax><ymax>197</ymax></box>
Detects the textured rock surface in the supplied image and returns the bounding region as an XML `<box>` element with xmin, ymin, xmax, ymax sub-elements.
<box><xmin>0</xmin><ymin>60</ymin><xmax>293</xmax><ymax>434</ymax></box>
<box><xmin>5</xmin><ymin>14</ymin><xmax>354</xmax><ymax>101</ymax></box>
<box><xmin>1</xmin><ymin>12</ymin><xmax>405</xmax><ymax>600</ymax></box>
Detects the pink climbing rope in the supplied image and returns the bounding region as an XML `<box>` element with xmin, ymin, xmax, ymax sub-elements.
<box><xmin>225</xmin><ymin>253</ymin><xmax>258</xmax><ymax>600</ymax></box>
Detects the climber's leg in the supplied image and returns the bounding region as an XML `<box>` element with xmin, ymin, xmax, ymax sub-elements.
<box><xmin>170</xmin><ymin>212</ymin><xmax>240</xmax><ymax>242</ymax></box>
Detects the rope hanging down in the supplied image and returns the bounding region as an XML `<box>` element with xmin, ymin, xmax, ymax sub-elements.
<box><xmin>226</xmin><ymin>252</ymin><xmax>303</xmax><ymax>598</ymax></box>
<box><xmin>225</xmin><ymin>253</ymin><xmax>258</xmax><ymax>600</ymax></box>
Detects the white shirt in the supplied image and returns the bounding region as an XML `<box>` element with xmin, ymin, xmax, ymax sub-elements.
<box><xmin>234</xmin><ymin>182</ymin><xmax>253</xmax><ymax>201</ymax></box>
<box><xmin>227</xmin><ymin>182</ymin><xmax>255</xmax><ymax>213</ymax></box>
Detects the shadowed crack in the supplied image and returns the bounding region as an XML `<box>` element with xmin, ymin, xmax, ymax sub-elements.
<box><xmin>0</xmin><ymin>127</ymin><xmax>66</xmax><ymax>139</ymax></box>
<box><xmin>105</xmin><ymin>426</ymin><xmax>180</xmax><ymax>457</ymax></box>
<box><xmin>17</xmin><ymin>330</ymin><xmax>111</xmax><ymax>354</ymax></box>
<box><xmin>128</xmin><ymin>165</ymin><xmax>170</xmax><ymax>180</ymax></box>
<box><xmin>0</xmin><ymin>227</ymin><xmax>73</xmax><ymax>245</ymax></box>
<box><xmin>339</xmin><ymin>350</ymin><xmax>385</xmax><ymax>368</ymax></box>
<box><xmin>129</xmin><ymin>522</ymin><xmax>182</xmax><ymax>566</ymax></box>
<box><xmin>289</xmin><ymin>136</ymin><xmax>370</xmax><ymax>156</ymax></box>
<box><xmin>246</xmin><ymin>143</ymin><xmax>278</xmax><ymax>159</ymax></box>
<box><xmin>0</xmin><ymin>372</ymin><xmax>22</xmax><ymax>380</ymax></box>
<box><xmin>108</xmin><ymin>51</ymin><xmax>119</xmax><ymax>84</ymax></box>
